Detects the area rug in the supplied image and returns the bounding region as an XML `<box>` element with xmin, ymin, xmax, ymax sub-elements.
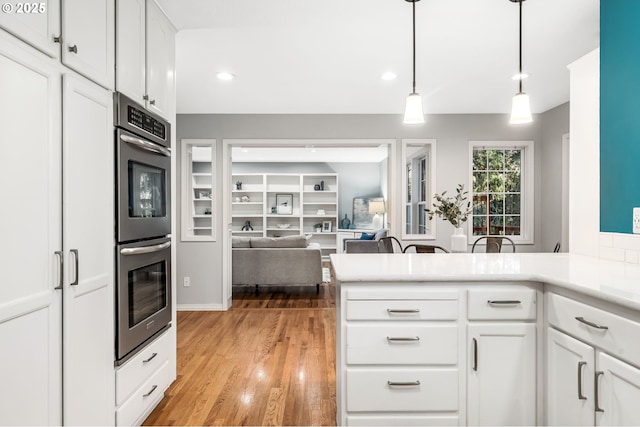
<box><xmin>322</xmin><ymin>267</ymin><xmax>331</xmax><ymax>283</ymax></box>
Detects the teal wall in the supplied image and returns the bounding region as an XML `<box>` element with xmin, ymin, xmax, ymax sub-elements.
<box><xmin>600</xmin><ymin>1</ymin><xmax>640</xmax><ymax>233</ymax></box>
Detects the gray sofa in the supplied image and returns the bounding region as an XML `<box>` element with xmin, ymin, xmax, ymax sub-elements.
<box><xmin>343</xmin><ymin>228</ymin><xmax>389</xmax><ymax>253</ymax></box>
<box><xmin>232</xmin><ymin>235</ymin><xmax>323</xmax><ymax>291</ymax></box>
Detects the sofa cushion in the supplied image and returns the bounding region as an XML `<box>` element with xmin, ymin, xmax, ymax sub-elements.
<box><xmin>232</xmin><ymin>236</ymin><xmax>252</xmax><ymax>248</ymax></box>
<box><xmin>250</xmin><ymin>235</ymin><xmax>309</xmax><ymax>248</ymax></box>
<box><xmin>374</xmin><ymin>228</ymin><xmax>388</xmax><ymax>240</ymax></box>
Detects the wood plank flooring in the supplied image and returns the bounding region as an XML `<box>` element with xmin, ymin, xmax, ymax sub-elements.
<box><xmin>144</xmin><ymin>268</ymin><xmax>336</xmax><ymax>426</ymax></box>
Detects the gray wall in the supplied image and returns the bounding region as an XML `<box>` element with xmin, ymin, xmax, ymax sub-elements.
<box><xmin>176</xmin><ymin>110</ymin><xmax>568</xmax><ymax>308</ymax></box>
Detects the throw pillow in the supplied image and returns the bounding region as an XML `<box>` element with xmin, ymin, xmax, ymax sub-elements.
<box><xmin>359</xmin><ymin>233</ymin><xmax>375</xmax><ymax>240</ymax></box>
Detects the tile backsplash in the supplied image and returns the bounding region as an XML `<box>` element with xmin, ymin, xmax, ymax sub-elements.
<box><xmin>600</xmin><ymin>232</ymin><xmax>640</xmax><ymax>263</ymax></box>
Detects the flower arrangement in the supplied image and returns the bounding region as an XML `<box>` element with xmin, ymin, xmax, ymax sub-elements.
<box><xmin>425</xmin><ymin>184</ymin><xmax>472</xmax><ymax>228</ymax></box>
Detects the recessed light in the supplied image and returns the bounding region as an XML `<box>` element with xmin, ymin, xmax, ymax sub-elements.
<box><xmin>216</xmin><ymin>72</ymin><xmax>235</xmax><ymax>81</ymax></box>
<box><xmin>381</xmin><ymin>72</ymin><xmax>397</xmax><ymax>81</ymax></box>
<box><xmin>511</xmin><ymin>72</ymin><xmax>529</xmax><ymax>80</ymax></box>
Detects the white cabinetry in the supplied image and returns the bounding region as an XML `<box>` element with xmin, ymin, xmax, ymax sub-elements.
<box><xmin>62</xmin><ymin>73</ymin><xmax>115</xmax><ymax>425</ymax></box>
<box><xmin>467</xmin><ymin>288</ymin><xmax>538</xmax><ymax>426</ymax></box>
<box><xmin>0</xmin><ymin>33</ymin><xmax>115</xmax><ymax>425</ymax></box>
<box><xmin>0</xmin><ymin>30</ymin><xmax>62</xmax><ymax>426</ymax></box>
<box><xmin>337</xmin><ymin>287</ymin><xmax>461</xmax><ymax>426</ymax></box>
<box><xmin>0</xmin><ymin>0</ymin><xmax>60</xmax><ymax>57</ymax></box>
<box><xmin>116</xmin><ymin>0</ymin><xmax>175</xmax><ymax>119</ymax></box>
<box><xmin>61</xmin><ymin>0</ymin><xmax>115</xmax><ymax>89</ymax></box>
<box><xmin>546</xmin><ymin>292</ymin><xmax>640</xmax><ymax>426</ymax></box>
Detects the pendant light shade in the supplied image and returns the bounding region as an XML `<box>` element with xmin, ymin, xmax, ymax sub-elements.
<box><xmin>404</xmin><ymin>93</ymin><xmax>425</xmax><ymax>124</ymax></box>
<box><xmin>510</xmin><ymin>92</ymin><xmax>532</xmax><ymax>124</ymax></box>
<box><xmin>403</xmin><ymin>0</ymin><xmax>424</xmax><ymax>125</ymax></box>
<box><xmin>509</xmin><ymin>0</ymin><xmax>532</xmax><ymax>125</ymax></box>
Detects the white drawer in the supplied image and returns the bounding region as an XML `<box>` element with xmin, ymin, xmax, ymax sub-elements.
<box><xmin>116</xmin><ymin>360</ymin><xmax>171</xmax><ymax>426</ymax></box>
<box><xmin>347</xmin><ymin>300</ymin><xmax>458</xmax><ymax>321</ymax></box>
<box><xmin>547</xmin><ymin>293</ymin><xmax>640</xmax><ymax>368</ymax></box>
<box><xmin>346</xmin><ymin>324</ymin><xmax>458</xmax><ymax>365</ymax></box>
<box><xmin>116</xmin><ymin>331</ymin><xmax>171</xmax><ymax>405</ymax></box>
<box><xmin>346</xmin><ymin>415</ymin><xmax>459</xmax><ymax>426</ymax></box>
<box><xmin>346</xmin><ymin>368</ymin><xmax>458</xmax><ymax>412</ymax></box>
<box><xmin>467</xmin><ymin>288</ymin><xmax>537</xmax><ymax>320</ymax></box>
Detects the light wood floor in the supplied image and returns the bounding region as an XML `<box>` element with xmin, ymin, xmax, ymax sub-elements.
<box><xmin>144</xmin><ymin>268</ymin><xmax>337</xmax><ymax>426</ymax></box>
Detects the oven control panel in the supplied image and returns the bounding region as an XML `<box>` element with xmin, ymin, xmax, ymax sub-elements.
<box><xmin>127</xmin><ymin>105</ymin><xmax>166</xmax><ymax>141</ymax></box>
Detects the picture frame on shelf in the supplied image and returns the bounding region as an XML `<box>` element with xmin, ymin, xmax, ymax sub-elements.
<box><xmin>197</xmin><ymin>190</ymin><xmax>211</xmax><ymax>199</ymax></box>
<box><xmin>322</xmin><ymin>221</ymin><xmax>332</xmax><ymax>232</ymax></box>
<box><xmin>276</xmin><ymin>193</ymin><xmax>293</xmax><ymax>215</ymax></box>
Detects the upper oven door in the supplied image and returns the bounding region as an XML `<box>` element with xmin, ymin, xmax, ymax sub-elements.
<box><xmin>117</xmin><ymin>128</ymin><xmax>171</xmax><ymax>243</ymax></box>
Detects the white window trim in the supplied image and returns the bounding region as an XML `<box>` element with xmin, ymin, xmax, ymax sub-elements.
<box><xmin>468</xmin><ymin>140</ymin><xmax>534</xmax><ymax>245</ymax></box>
<box><xmin>402</xmin><ymin>139</ymin><xmax>436</xmax><ymax>240</ymax></box>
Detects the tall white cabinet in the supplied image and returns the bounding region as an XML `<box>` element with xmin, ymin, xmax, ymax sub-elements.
<box><xmin>0</xmin><ymin>32</ymin><xmax>114</xmax><ymax>425</ymax></box>
<box><xmin>0</xmin><ymin>30</ymin><xmax>63</xmax><ymax>426</ymax></box>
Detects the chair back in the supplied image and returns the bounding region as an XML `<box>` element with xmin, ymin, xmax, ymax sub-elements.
<box><xmin>403</xmin><ymin>244</ymin><xmax>450</xmax><ymax>254</ymax></box>
<box><xmin>377</xmin><ymin>236</ymin><xmax>403</xmax><ymax>253</ymax></box>
<box><xmin>553</xmin><ymin>242</ymin><xmax>561</xmax><ymax>253</ymax></box>
<box><xmin>471</xmin><ymin>236</ymin><xmax>516</xmax><ymax>253</ymax></box>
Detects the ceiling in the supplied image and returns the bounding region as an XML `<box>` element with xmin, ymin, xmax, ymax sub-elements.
<box><xmin>156</xmin><ymin>0</ymin><xmax>600</xmax><ymax>116</ymax></box>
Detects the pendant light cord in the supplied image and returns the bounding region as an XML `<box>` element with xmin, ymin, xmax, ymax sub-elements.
<box><xmin>412</xmin><ymin>0</ymin><xmax>416</xmax><ymax>95</ymax></box>
<box><xmin>518</xmin><ymin>0</ymin><xmax>523</xmax><ymax>94</ymax></box>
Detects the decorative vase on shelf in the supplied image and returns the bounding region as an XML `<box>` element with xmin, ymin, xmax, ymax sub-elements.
<box><xmin>340</xmin><ymin>214</ymin><xmax>351</xmax><ymax>230</ymax></box>
<box><xmin>451</xmin><ymin>227</ymin><xmax>467</xmax><ymax>252</ymax></box>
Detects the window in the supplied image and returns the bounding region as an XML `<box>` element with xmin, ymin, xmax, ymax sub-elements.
<box><xmin>469</xmin><ymin>141</ymin><xmax>533</xmax><ymax>243</ymax></box>
<box><xmin>402</xmin><ymin>139</ymin><xmax>436</xmax><ymax>240</ymax></box>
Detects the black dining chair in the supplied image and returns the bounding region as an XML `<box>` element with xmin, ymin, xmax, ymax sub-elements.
<box><xmin>377</xmin><ymin>236</ymin><xmax>404</xmax><ymax>253</ymax></box>
<box><xmin>471</xmin><ymin>236</ymin><xmax>516</xmax><ymax>253</ymax></box>
<box><xmin>403</xmin><ymin>244</ymin><xmax>450</xmax><ymax>254</ymax></box>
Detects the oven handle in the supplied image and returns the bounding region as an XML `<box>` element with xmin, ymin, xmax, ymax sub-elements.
<box><xmin>120</xmin><ymin>133</ymin><xmax>171</xmax><ymax>157</ymax></box>
<box><xmin>121</xmin><ymin>241</ymin><xmax>171</xmax><ymax>256</ymax></box>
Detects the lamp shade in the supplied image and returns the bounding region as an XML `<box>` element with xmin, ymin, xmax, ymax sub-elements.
<box><xmin>403</xmin><ymin>93</ymin><xmax>425</xmax><ymax>125</ymax></box>
<box><xmin>509</xmin><ymin>92</ymin><xmax>532</xmax><ymax>124</ymax></box>
<box><xmin>368</xmin><ymin>200</ymin><xmax>385</xmax><ymax>214</ymax></box>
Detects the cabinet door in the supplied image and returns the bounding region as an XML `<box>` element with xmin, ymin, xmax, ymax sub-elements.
<box><xmin>0</xmin><ymin>31</ymin><xmax>62</xmax><ymax>426</ymax></box>
<box><xmin>468</xmin><ymin>323</ymin><xmax>536</xmax><ymax>426</ymax></box>
<box><xmin>596</xmin><ymin>352</ymin><xmax>640</xmax><ymax>426</ymax></box>
<box><xmin>115</xmin><ymin>0</ymin><xmax>145</xmax><ymax>103</ymax></box>
<box><xmin>61</xmin><ymin>0</ymin><xmax>115</xmax><ymax>89</ymax></box>
<box><xmin>146</xmin><ymin>0</ymin><xmax>175</xmax><ymax>119</ymax></box>
<box><xmin>62</xmin><ymin>73</ymin><xmax>115</xmax><ymax>426</ymax></box>
<box><xmin>546</xmin><ymin>327</ymin><xmax>595</xmax><ymax>426</ymax></box>
<box><xmin>0</xmin><ymin>0</ymin><xmax>60</xmax><ymax>57</ymax></box>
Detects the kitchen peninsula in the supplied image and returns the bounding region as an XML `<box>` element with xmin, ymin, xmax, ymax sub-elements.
<box><xmin>330</xmin><ymin>253</ymin><xmax>640</xmax><ymax>426</ymax></box>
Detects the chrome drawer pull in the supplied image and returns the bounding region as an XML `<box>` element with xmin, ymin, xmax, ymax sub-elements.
<box><xmin>595</xmin><ymin>371</ymin><xmax>604</xmax><ymax>412</ymax></box>
<box><xmin>143</xmin><ymin>352</ymin><xmax>158</xmax><ymax>364</ymax></box>
<box><xmin>472</xmin><ymin>338</ymin><xmax>478</xmax><ymax>371</ymax></box>
<box><xmin>387</xmin><ymin>308</ymin><xmax>420</xmax><ymax>314</ymax></box>
<box><xmin>143</xmin><ymin>384</ymin><xmax>158</xmax><ymax>398</ymax></box>
<box><xmin>386</xmin><ymin>336</ymin><xmax>420</xmax><ymax>342</ymax></box>
<box><xmin>387</xmin><ymin>380</ymin><xmax>420</xmax><ymax>387</ymax></box>
<box><xmin>575</xmin><ymin>316</ymin><xmax>608</xmax><ymax>330</ymax></box>
<box><xmin>578</xmin><ymin>361</ymin><xmax>587</xmax><ymax>400</ymax></box>
<box><xmin>487</xmin><ymin>300</ymin><xmax>522</xmax><ymax>305</ymax></box>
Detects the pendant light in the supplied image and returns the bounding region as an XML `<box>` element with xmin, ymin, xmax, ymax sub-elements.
<box><xmin>509</xmin><ymin>0</ymin><xmax>532</xmax><ymax>124</ymax></box>
<box><xmin>403</xmin><ymin>0</ymin><xmax>425</xmax><ymax>125</ymax></box>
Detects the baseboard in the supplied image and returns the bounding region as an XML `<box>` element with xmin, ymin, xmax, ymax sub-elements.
<box><xmin>176</xmin><ymin>303</ymin><xmax>226</xmax><ymax>311</ymax></box>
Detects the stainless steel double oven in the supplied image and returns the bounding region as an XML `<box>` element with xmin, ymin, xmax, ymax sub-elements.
<box><xmin>114</xmin><ymin>93</ymin><xmax>172</xmax><ymax>364</ymax></box>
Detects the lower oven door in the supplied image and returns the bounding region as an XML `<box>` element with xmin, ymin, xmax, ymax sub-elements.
<box><xmin>116</xmin><ymin>237</ymin><xmax>172</xmax><ymax>363</ymax></box>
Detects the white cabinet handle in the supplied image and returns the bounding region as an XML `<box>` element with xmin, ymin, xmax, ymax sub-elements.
<box><xmin>575</xmin><ymin>316</ymin><xmax>608</xmax><ymax>330</ymax></box>
<box><xmin>578</xmin><ymin>361</ymin><xmax>587</xmax><ymax>400</ymax></box>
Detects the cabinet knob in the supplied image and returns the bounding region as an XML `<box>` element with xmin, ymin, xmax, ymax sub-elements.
<box><xmin>68</xmin><ymin>44</ymin><xmax>78</xmax><ymax>54</ymax></box>
<box><xmin>143</xmin><ymin>94</ymin><xmax>149</xmax><ymax>101</ymax></box>
<box><xmin>150</xmin><ymin>99</ymin><xmax>156</xmax><ymax>106</ymax></box>
<box><xmin>53</xmin><ymin>35</ymin><xmax>62</xmax><ymax>44</ymax></box>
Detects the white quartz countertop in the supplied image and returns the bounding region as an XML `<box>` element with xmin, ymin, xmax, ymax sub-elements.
<box><xmin>329</xmin><ymin>253</ymin><xmax>640</xmax><ymax>311</ymax></box>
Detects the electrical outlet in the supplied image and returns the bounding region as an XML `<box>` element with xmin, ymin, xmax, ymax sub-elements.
<box><xmin>634</xmin><ymin>208</ymin><xmax>640</xmax><ymax>234</ymax></box>
<box><xmin>183</xmin><ymin>276</ymin><xmax>190</xmax><ymax>287</ymax></box>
